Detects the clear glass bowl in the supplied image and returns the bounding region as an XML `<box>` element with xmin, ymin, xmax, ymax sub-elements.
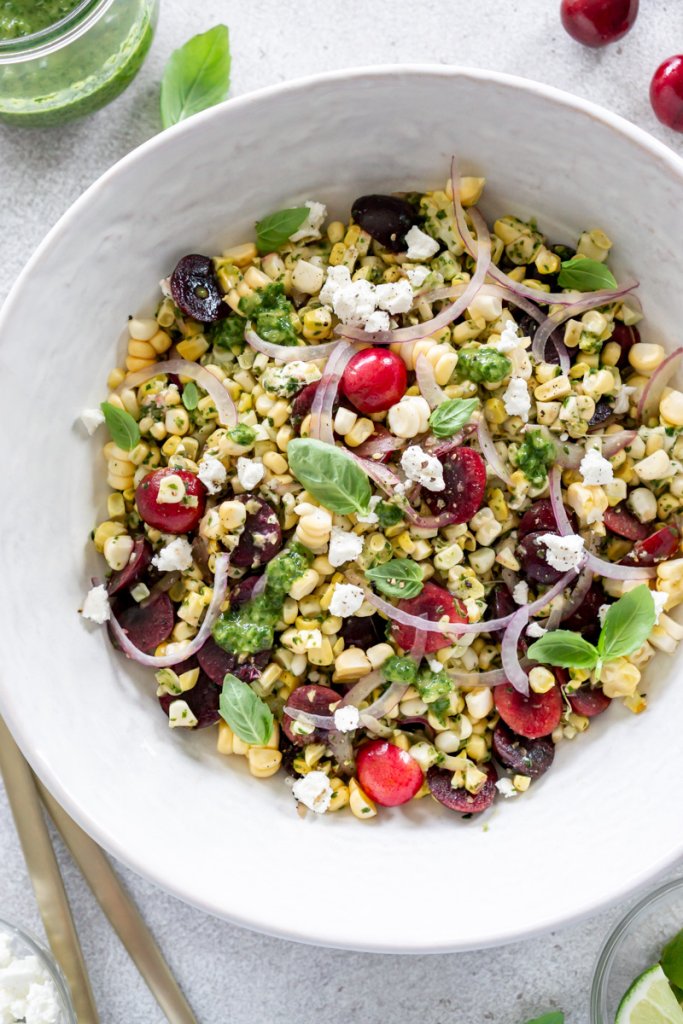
<box><xmin>591</xmin><ymin>877</ymin><xmax>683</xmax><ymax>1023</ymax></box>
<box><xmin>0</xmin><ymin>0</ymin><xmax>158</xmax><ymax>125</ymax></box>
<box><xmin>0</xmin><ymin>916</ymin><xmax>77</xmax><ymax>1023</ymax></box>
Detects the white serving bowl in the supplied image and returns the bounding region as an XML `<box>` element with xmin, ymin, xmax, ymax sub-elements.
<box><xmin>2</xmin><ymin>66</ymin><xmax>683</xmax><ymax>953</ymax></box>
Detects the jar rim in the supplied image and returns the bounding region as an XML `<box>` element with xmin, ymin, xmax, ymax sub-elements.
<box><xmin>0</xmin><ymin>0</ymin><xmax>114</xmax><ymax>60</ymax></box>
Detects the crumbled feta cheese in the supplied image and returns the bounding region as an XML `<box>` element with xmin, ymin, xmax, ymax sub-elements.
<box><xmin>613</xmin><ymin>385</ymin><xmax>636</xmax><ymax>416</ymax></box>
<box><xmin>198</xmin><ymin>455</ymin><xmax>227</xmax><ymax>495</ymax></box>
<box><xmin>375</xmin><ymin>279</ymin><xmax>414</xmax><ymax>315</ymax></box>
<box><xmin>539</xmin><ymin>533</ymin><xmax>586</xmax><ymax>572</ymax></box>
<box><xmin>292</xmin><ymin>770</ymin><xmax>333</xmax><ymax>813</ymax></box>
<box><xmin>495</xmin><ymin>778</ymin><xmax>518</xmax><ymax>799</ymax></box>
<box><xmin>0</xmin><ymin>932</ymin><xmax>61</xmax><ymax>1024</ymax></box>
<box><xmin>364</xmin><ymin>310</ymin><xmax>391</xmax><ymax>333</ymax></box>
<box><xmin>598</xmin><ymin>603</ymin><xmax>610</xmax><ymax>627</ymax></box>
<box><xmin>491</xmin><ymin>319</ymin><xmax>523</xmax><ymax>354</ymax></box>
<box><xmin>262</xmin><ymin>361</ymin><xmax>322</xmax><ymax>397</ymax></box>
<box><xmin>333</xmin><ymin>278</ymin><xmax>378</xmax><ymax>326</ymax></box>
<box><xmin>652</xmin><ymin>590</ymin><xmax>668</xmax><ymax>623</ymax></box>
<box><xmin>319</xmin><ymin>265</ymin><xmax>353</xmax><ymax>307</ymax></box>
<box><xmin>328</xmin><ymin>526</ymin><xmax>364</xmax><ymax>567</ymax></box>
<box><xmin>512</xmin><ymin>581</ymin><xmax>529</xmax><ymax>605</ymax></box>
<box><xmin>159</xmin><ymin>276</ymin><xmax>172</xmax><ymax>297</ymax></box>
<box><xmin>428</xmin><ymin>658</ymin><xmax>443</xmax><ymax>673</ymax></box>
<box><xmin>404</xmin><ymin>225</ymin><xmax>440</xmax><ymax>260</ymax></box>
<box><xmin>152</xmin><ymin>537</ymin><xmax>194</xmax><ymax>572</ymax></box>
<box><xmin>81</xmin><ymin>584</ymin><xmax>110</xmax><ymax>624</ymax></box>
<box><xmin>329</xmin><ymin>582</ymin><xmax>365</xmax><ymax>618</ymax></box>
<box><xmin>168</xmin><ymin>699</ymin><xmax>198</xmax><ymax>729</ymax></box>
<box><xmin>502</xmin><ymin>376</ymin><xmax>531</xmax><ymax>421</ymax></box>
<box><xmin>406</xmin><ymin>265</ymin><xmax>431</xmax><ymax>288</ymax></box>
<box><xmin>156</xmin><ymin>473</ymin><xmax>186</xmax><ymax>504</ymax></box>
<box><xmin>333</xmin><ymin>705</ymin><xmax>360</xmax><ymax>733</ymax></box>
<box><xmin>400</xmin><ymin>445</ymin><xmax>445</xmax><ymax>492</ymax></box>
<box><xmin>526</xmin><ymin>622</ymin><xmax>547</xmax><ymax>638</ymax></box>
<box><xmin>79</xmin><ymin>408</ymin><xmax>105</xmax><ymax>435</ymax></box>
<box><xmin>237</xmin><ymin>457</ymin><xmax>265</xmax><ymax>491</ymax></box>
<box><xmin>289</xmin><ymin>200</ymin><xmax>327</xmax><ymax>242</ymax></box>
<box><xmin>356</xmin><ymin>495</ymin><xmax>382</xmax><ymax>524</ymax></box>
<box><xmin>580</xmin><ymin>447</ymin><xmax>614</xmax><ymax>487</ymax></box>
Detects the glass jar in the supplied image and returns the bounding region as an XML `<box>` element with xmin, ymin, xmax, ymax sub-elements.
<box><xmin>0</xmin><ymin>917</ymin><xmax>76</xmax><ymax>1023</ymax></box>
<box><xmin>0</xmin><ymin>0</ymin><xmax>158</xmax><ymax>125</ymax></box>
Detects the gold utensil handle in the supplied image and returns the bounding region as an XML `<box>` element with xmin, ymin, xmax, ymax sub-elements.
<box><xmin>36</xmin><ymin>780</ymin><xmax>198</xmax><ymax>1024</ymax></box>
<box><xmin>0</xmin><ymin>716</ymin><xmax>99</xmax><ymax>1024</ymax></box>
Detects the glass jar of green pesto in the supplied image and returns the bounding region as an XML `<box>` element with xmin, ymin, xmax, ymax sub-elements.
<box><xmin>0</xmin><ymin>0</ymin><xmax>158</xmax><ymax>125</ymax></box>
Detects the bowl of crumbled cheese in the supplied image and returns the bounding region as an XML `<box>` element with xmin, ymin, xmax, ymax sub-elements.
<box><xmin>0</xmin><ymin>920</ymin><xmax>75</xmax><ymax>1024</ymax></box>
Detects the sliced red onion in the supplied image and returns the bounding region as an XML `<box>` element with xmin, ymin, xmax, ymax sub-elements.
<box><xmin>544</xmin><ymin>600</ymin><xmax>565</xmax><ymax>632</ymax></box>
<box><xmin>336</xmin><ymin>215</ymin><xmax>491</xmax><ymax>345</ymax></box>
<box><xmin>583</xmin><ymin>552</ymin><xmax>657</xmax><ymax>580</ymax></box>
<box><xmin>352</xmin><ymin>427</ymin><xmax>407</xmax><ymax>461</ymax></box>
<box><xmin>283</xmin><ymin>706</ymin><xmax>336</xmax><ymax>730</ymax></box>
<box><xmin>501</xmin><ymin>607</ymin><xmax>531</xmax><ymax>696</ymax></box>
<box><xmin>602</xmin><ymin>430</ymin><xmax>638</xmax><ymax>458</ymax></box>
<box><xmin>444</xmin><ymin>665</ymin><xmax>513</xmax><ymax>689</ymax></box>
<box><xmin>531</xmin><ymin>289</ymin><xmax>639</xmax><ymax>366</ymax></box>
<box><xmin>560</xmin><ymin>564</ymin><xmax>595</xmax><ymax>621</ymax></box>
<box><xmin>309</xmin><ymin>340</ymin><xmax>355</xmax><ymax>444</ymax></box>
<box><xmin>548</xmin><ymin>465</ymin><xmax>574</xmax><ymax>537</ymax></box>
<box><xmin>358</xmin><ymin>713</ymin><xmax>394</xmax><ymax>738</ymax></box>
<box><xmin>362</xmin><ymin>680</ymin><xmax>410</xmax><ymax>720</ymax></box>
<box><xmin>550</xmin><ymin>430</ymin><xmax>636</xmax><ymax>471</ymax></box>
<box><xmin>140</xmin><ymin>570</ymin><xmax>181</xmax><ymax>607</ymax></box>
<box><xmin>339</xmin><ymin>669</ymin><xmax>383</xmax><ymax>708</ymax></box>
<box><xmin>245</xmin><ymin>325</ymin><xmax>339</xmax><ymax>363</ymax></box>
<box><xmin>415</xmin><ymin>354</ymin><xmax>447</xmax><ymax>409</ymax></box>
<box><xmin>119</xmin><ymin>359</ymin><xmax>236</xmax><ymax>426</ymax></box>
<box><xmin>637</xmin><ymin>346</ymin><xmax>683</xmax><ymax>422</ymax></box>
<box><xmin>108</xmin><ymin>553</ymin><xmax>230</xmax><ymax>667</ymax></box>
<box><xmin>328</xmin><ymin>730</ymin><xmax>355</xmax><ymax>770</ymax></box>
<box><xmin>477</xmin><ymin>414</ymin><xmax>512</xmax><ymax>484</ymax></box>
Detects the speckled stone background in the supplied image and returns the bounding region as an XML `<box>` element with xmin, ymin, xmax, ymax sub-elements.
<box><xmin>2</xmin><ymin>2</ymin><xmax>683</xmax><ymax>1021</ymax></box>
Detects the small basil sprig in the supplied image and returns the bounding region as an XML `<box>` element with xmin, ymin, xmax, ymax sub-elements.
<box><xmin>219</xmin><ymin>674</ymin><xmax>273</xmax><ymax>745</ymax></box>
<box><xmin>100</xmin><ymin>401</ymin><xmax>140</xmax><ymax>451</ymax></box>
<box><xmin>527</xmin><ymin>585</ymin><xmax>656</xmax><ymax>679</ymax></box>
<box><xmin>365</xmin><ymin>559</ymin><xmax>424</xmax><ymax>599</ymax></box>
<box><xmin>160</xmin><ymin>24</ymin><xmax>231</xmax><ymax>129</ymax></box>
<box><xmin>429</xmin><ymin>398</ymin><xmax>478</xmax><ymax>438</ymax></box>
<box><xmin>557</xmin><ymin>256</ymin><xmax>617</xmax><ymax>292</ymax></box>
<box><xmin>287</xmin><ymin>438</ymin><xmax>372</xmax><ymax>515</ymax></box>
<box><xmin>255</xmin><ymin>208</ymin><xmax>309</xmax><ymax>254</ymax></box>
<box><xmin>182</xmin><ymin>381</ymin><xmax>199</xmax><ymax>411</ymax></box>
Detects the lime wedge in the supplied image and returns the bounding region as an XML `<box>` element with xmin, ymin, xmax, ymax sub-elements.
<box><xmin>617</xmin><ymin>964</ymin><xmax>683</xmax><ymax>1024</ymax></box>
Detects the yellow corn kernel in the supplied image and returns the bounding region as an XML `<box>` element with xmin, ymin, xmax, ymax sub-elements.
<box><xmin>328</xmin><ymin>778</ymin><xmax>350</xmax><ymax>812</ymax></box>
<box><xmin>93</xmin><ymin>520</ymin><xmax>125</xmax><ymax>551</ymax></box>
<box><xmin>344</xmin><ymin>417</ymin><xmax>375</xmax><ymax>447</ymax></box>
<box><xmin>349</xmin><ymin>778</ymin><xmax>377</xmax><ymax>820</ymax></box>
<box><xmin>529</xmin><ymin>666</ymin><xmax>555</xmax><ymax>694</ymax></box>
<box><xmin>107</xmin><ymin>367</ymin><xmax>126</xmax><ymax>389</ymax></box>
<box><xmin>248</xmin><ymin>747</ymin><xmax>282</xmax><ymax>778</ymax></box>
<box><xmin>534</xmin><ymin>376</ymin><xmax>571</xmax><ymax>402</ymax></box>
<box><xmin>221</xmin><ymin>243</ymin><xmax>257</xmax><ymax>266</ymax></box>
<box><xmin>107</xmin><ymin>492</ymin><xmax>126</xmax><ymax>520</ymax></box>
<box><xmin>484</xmin><ymin>397</ymin><xmax>507</xmax><ymax>425</ymax></box>
<box><xmin>513</xmin><ymin>775</ymin><xmax>531</xmax><ymax>793</ymax></box>
<box><xmin>333</xmin><ymin>647</ymin><xmax>373</xmax><ymax>683</ymax></box>
<box><xmin>176</xmin><ymin>337</ymin><xmax>209</xmax><ymax>362</ymax></box>
<box><xmin>217</xmin><ymin>721</ymin><xmax>235</xmax><ymax>755</ymax></box>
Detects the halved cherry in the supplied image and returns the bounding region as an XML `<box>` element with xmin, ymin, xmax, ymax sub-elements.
<box><xmin>282</xmin><ymin>685</ymin><xmax>341</xmax><ymax>746</ymax></box>
<box><xmin>566</xmin><ymin>685</ymin><xmax>611</xmax><ymax>717</ymax></box>
<box><xmin>562</xmin><ymin>581</ymin><xmax>605</xmax><ymax>641</ymax></box>
<box><xmin>611</xmin><ymin>322</ymin><xmax>640</xmax><ymax>369</ymax></box>
<box><xmin>604</xmin><ymin>505</ymin><xmax>650</xmax><ymax>542</ymax></box>
<box><xmin>110</xmin><ymin>592</ymin><xmax>174</xmax><ymax>654</ymax></box>
<box><xmin>107</xmin><ymin>537</ymin><xmax>153</xmax><ymax>596</ymax></box>
<box><xmin>170</xmin><ymin>254</ymin><xmax>226</xmax><ymax>323</ymax></box>
<box><xmin>291</xmin><ymin>380</ymin><xmax>335</xmax><ymax>430</ymax></box>
<box><xmin>136</xmin><ymin>468</ymin><xmax>206</xmax><ymax>534</ymax></box>
<box><xmin>425</xmin><ymin>447</ymin><xmax>486</xmax><ymax>524</ymax></box>
<box><xmin>427</xmin><ymin>763</ymin><xmax>498</xmax><ymax>814</ymax></box>
<box><xmin>621</xmin><ymin>525</ymin><xmax>679</xmax><ymax>567</ymax></box>
<box><xmin>356</xmin><ymin>740</ymin><xmax>424</xmax><ymax>806</ymax></box>
<box><xmin>341</xmin><ymin>348</ymin><xmax>407</xmax><ymax>415</ymax></box>
<box><xmin>492</xmin><ymin>723</ymin><xmax>555</xmax><ymax>778</ymax></box>
<box><xmin>518</xmin><ymin>498</ymin><xmax>577</xmax><ymax>538</ymax></box>
<box><xmin>231</xmin><ymin>496</ymin><xmax>282</xmax><ymax>569</ymax></box>
<box><xmin>158</xmin><ymin>673</ymin><xmax>221</xmax><ymax>728</ymax></box>
<box><xmin>516</xmin><ymin>530</ymin><xmax>565</xmax><ymax>585</ymax></box>
<box><xmin>391</xmin><ymin>582</ymin><xmax>467</xmax><ymax>654</ymax></box>
<box><xmin>494</xmin><ymin>682</ymin><xmax>563</xmax><ymax>739</ymax></box>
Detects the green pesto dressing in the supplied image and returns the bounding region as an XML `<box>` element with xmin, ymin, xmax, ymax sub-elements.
<box><xmin>213</xmin><ymin>544</ymin><xmax>313</xmax><ymax>655</ymax></box>
<box><xmin>382</xmin><ymin>655</ymin><xmax>418</xmax><ymax>686</ymax></box>
<box><xmin>0</xmin><ymin>0</ymin><xmax>80</xmax><ymax>40</ymax></box>
<box><xmin>516</xmin><ymin>428</ymin><xmax>556</xmax><ymax>487</ymax></box>
<box><xmin>456</xmin><ymin>347</ymin><xmax>511</xmax><ymax>385</ymax></box>
<box><xmin>239</xmin><ymin>282</ymin><xmax>299</xmax><ymax>347</ymax></box>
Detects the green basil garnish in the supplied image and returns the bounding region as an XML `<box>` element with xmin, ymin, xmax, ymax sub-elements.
<box><xmin>255</xmin><ymin>207</ymin><xmax>309</xmax><ymax>254</ymax></box>
<box><xmin>100</xmin><ymin>402</ymin><xmax>140</xmax><ymax>451</ymax></box>
<box><xmin>429</xmin><ymin>398</ymin><xmax>478</xmax><ymax>438</ymax></box>
<box><xmin>219</xmin><ymin>674</ymin><xmax>274</xmax><ymax>745</ymax></box>
<box><xmin>286</xmin><ymin>438</ymin><xmax>372</xmax><ymax>515</ymax></box>
<box><xmin>365</xmin><ymin>558</ymin><xmax>424</xmax><ymax>599</ymax></box>
<box><xmin>557</xmin><ymin>256</ymin><xmax>617</xmax><ymax>292</ymax></box>
<box><xmin>160</xmin><ymin>24</ymin><xmax>231</xmax><ymax>129</ymax></box>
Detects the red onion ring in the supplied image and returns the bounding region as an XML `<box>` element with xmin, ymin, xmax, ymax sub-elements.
<box><xmin>352</xmin><ymin>427</ymin><xmax>407</xmax><ymax>461</ymax></box>
<box><xmin>327</xmin><ymin>730</ymin><xmax>355</xmax><ymax>770</ymax></box>
<box><xmin>637</xmin><ymin>346</ymin><xmax>683</xmax><ymax>423</ymax></box>
<box><xmin>583</xmin><ymin>552</ymin><xmax>657</xmax><ymax>580</ymax></box>
<box><xmin>415</xmin><ymin>354</ymin><xmax>447</xmax><ymax>409</ymax></box>
<box><xmin>362</xmin><ymin>680</ymin><xmax>410</xmax><ymax>721</ymax></box>
<box><xmin>549</xmin><ymin>430</ymin><xmax>637</xmax><ymax>470</ymax></box>
<box><xmin>339</xmin><ymin>670</ymin><xmax>383</xmax><ymax>708</ymax></box>
<box><xmin>477</xmin><ymin>414</ymin><xmax>512</xmax><ymax>485</ymax></box>
<box><xmin>531</xmin><ymin>290</ymin><xmax>640</xmax><ymax>366</ymax></box>
<box><xmin>548</xmin><ymin>465</ymin><xmax>574</xmax><ymax>537</ymax></box>
<box><xmin>309</xmin><ymin>340</ymin><xmax>355</xmax><ymax>444</ymax></box>
<box><xmin>108</xmin><ymin>553</ymin><xmax>231</xmax><ymax>667</ymax></box>
<box><xmin>444</xmin><ymin>666</ymin><xmax>515</xmax><ymax>689</ymax></box>
<box><xmin>245</xmin><ymin>325</ymin><xmax>340</xmax><ymax>363</ymax></box>
<box><xmin>560</xmin><ymin>564</ymin><xmax>595</xmax><ymax>622</ymax></box>
<box><xmin>283</xmin><ymin>707</ymin><xmax>337</xmax><ymax>730</ymax></box>
<box><xmin>501</xmin><ymin>607</ymin><xmax>531</xmax><ymax>696</ymax></box>
<box><xmin>119</xmin><ymin>359</ymin><xmax>236</xmax><ymax>427</ymax></box>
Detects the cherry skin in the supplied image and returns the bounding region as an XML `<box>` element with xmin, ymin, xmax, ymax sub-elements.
<box><xmin>356</xmin><ymin>740</ymin><xmax>424</xmax><ymax>806</ymax></box>
<box><xmin>341</xmin><ymin>348</ymin><xmax>407</xmax><ymax>414</ymax></box>
<box><xmin>135</xmin><ymin>467</ymin><xmax>206</xmax><ymax>533</ymax></box>
<box><xmin>651</xmin><ymin>56</ymin><xmax>683</xmax><ymax>132</ymax></box>
<box><xmin>560</xmin><ymin>0</ymin><xmax>638</xmax><ymax>47</ymax></box>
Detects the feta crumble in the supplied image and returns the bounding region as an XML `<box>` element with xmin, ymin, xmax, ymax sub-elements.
<box><xmin>168</xmin><ymin>699</ymin><xmax>198</xmax><ymax>729</ymax></box>
<box><xmin>329</xmin><ymin>582</ymin><xmax>365</xmax><ymax>618</ymax></box>
<box><xmin>512</xmin><ymin>581</ymin><xmax>529</xmax><ymax>605</ymax></box>
<box><xmin>333</xmin><ymin>277</ymin><xmax>378</xmax><ymax>326</ymax></box>
<box><xmin>364</xmin><ymin>310</ymin><xmax>391</xmax><ymax>334</ymax></box>
<box><xmin>491</xmin><ymin>319</ymin><xmax>523</xmax><ymax>354</ymax></box>
<box><xmin>539</xmin><ymin>533</ymin><xmax>586</xmax><ymax>572</ymax></box>
<box><xmin>502</xmin><ymin>376</ymin><xmax>531</xmax><ymax>421</ymax></box>
<box><xmin>289</xmin><ymin>200</ymin><xmax>327</xmax><ymax>242</ymax></box>
<box><xmin>405</xmin><ymin>225</ymin><xmax>440</xmax><ymax>260</ymax></box>
<box><xmin>495</xmin><ymin>778</ymin><xmax>518</xmax><ymax>799</ymax></box>
<box><xmin>0</xmin><ymin>931</ymin><xmax>62</xmax><ymax>1024</ymax></box>
<box><xmin>613</xmin><ymin>385</ymin><xmax>636</xmax><ymax>416</ymax></box>
<box><xmin>261</xmin><ymin>361</ymin><xmax>322</xmax><ymax>397</ymax></box>
<box><xmin>79</xmin><ymin>408</ymin><xmax>105</xmax><ymax>435</ymax></box>
<box><xmin>198</xmin><ymin>455</ymin><xmax>228</xmax><ymax>495</ymax></box>
<box><xmin>400</xmin><ymin>445</ymin><xmax>445</xmax><ymax>492</ymax></box>
<box><xmin>356</xmin><ymin>495</ymin><xmax>382</xmax><ymax>525</ymax></box>
<box><xmin>406</xmin><ymin>265</ymin><xmax>431</xmax><ymax>288</ymax></box>
<box><xmin>598</xmin><ymin>603</ymin><xmax>610</xmax><ymax>627</ymax></box>
<box><xmin>328</xmin><ymin>526</ymin><xmax>364</xmax><ymax>567</ymax></box>
<box><xmin>375</xmin><ymin>279</ymin><xmax>414</xmax><ymax>315</ymax></box>
<box><xmin>81</xmin><ymin>584</ymin><xmax>110</xmax><ymax>624</ymax></box>
<box><xmin>580</xmin><ymin>447</ymin><xmax>614</xmax><ymax>487</ymax></box>
<box><xmin>292</xmin><ymin>770</ymin><xmax>333</xmax><ymax>813</ymax></box>
<box><xmin>526</xmin><ymin>622</ymin><xmax>547</xmax><ymax>638</ymax></box>
<box><xmin>152</xmin><ymin>537</ymin><xmax>193</xmax><ymax>572</ymax></box>
<box><xmin>237</xmin><ymin>457</ymin><xmax>265</xmax><ymax>491</ymax></box>
<box><xmin>428</xmin><ymin>658</ymin><xmax>443</xmax><ymax>673</ymax></box>
<box><xmin>652</xmin><ymin>590</ymin><xmax>668</xmax><ymax>623</ymax></box>
<box><xmin>333</xmin><ymin>705</ymin><xmax>361</xmax><ymax>733</ymax></box>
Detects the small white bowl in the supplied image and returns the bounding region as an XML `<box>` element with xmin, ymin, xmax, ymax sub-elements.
<box><xmin>0</xmin><ymin>918</ymin><xmax>76</xmax><ymax>1023</ymax></box>
<box><xmin>1</xmin><ymin>66</ymin><xmax>683</xmax><ymax>953</ymax></box>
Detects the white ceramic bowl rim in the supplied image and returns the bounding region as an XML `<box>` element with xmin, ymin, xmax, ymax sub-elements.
<box><xmin>3</xmin><ymin>65</ymin><xmax>683</xmax><ymax>953</ymax></box>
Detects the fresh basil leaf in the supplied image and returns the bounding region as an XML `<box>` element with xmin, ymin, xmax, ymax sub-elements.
<box><xmin>598</xmin><ymin>585</ymin><xmax>656</xmax><ymax>662</ymax></box>
<box><xmin>661</xmin><ymin>927</ymin><xmax>683</xmax><ymax>990</ymax></box>
<box><xmin>182</xmin><ymin>381</ymin><xmax>199</xmax><ymax>411</ymax></box>
<box><xmin>256</xmin><ymin>207</ymin><xmax>309</xmax><ymax>254</ymax></box>
<box><xmin>287</xmin><ymin>438</ymin><xmax>372</xmax><ymax>515</ymax></box>
<box><xmin>557</xmin><ymin>256</ymin><xmax>617</xmax><ymax>292</ymax></box>
<box><xmin>522</xmin><ymin>1013</ymin><xmax>564</xmax><ymax>1024</ymax></box>
<box><xmin>365</xmin><ymin>559</ymin><xmax>424</xmax><ymax>599</ymax></box>
<box><xmin>527</xmin><ymin>630</ymin><xmax>598</xmax><ymax>670</ymax></box>
<box><xmin>160</xmin><ymin>24</ymin><xmax>231</xmax><ymax>130</ymax></box>
<box><xmin>429</xmin><ymin>398</ymin><xmax>478</xmax><ymax>438</ymax></box>
<box><xmin>100</xmin><ymin>402</ymin><xmax>140</xmax><ymax>451</ymax></box>
<box><xmin>219</xmin><ymin>674</ymin><xmax>273</xmax><ymax>745</ymax></box>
